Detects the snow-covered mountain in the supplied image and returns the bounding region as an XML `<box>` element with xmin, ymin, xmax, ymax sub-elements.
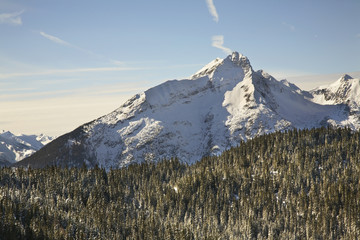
<box><xmin>0</xmin><ymin>131</ymin><xmax>54</xmax><ymax>166</ymax></box>
<box><xmin>16</xmin><ymin>52</ymin><xmax>360</xmax><ymax>169</ymax></box>
<box><xmin>309</xmin><ymin>74</ymin><xmax>360</xmax><ymax>128</ymax></box>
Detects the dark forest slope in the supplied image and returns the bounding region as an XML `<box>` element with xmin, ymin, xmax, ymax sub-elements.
<box><xmin>1</xmin><ymin>127</ymin><xmax>360</xmax><ymax>239</ymax></box>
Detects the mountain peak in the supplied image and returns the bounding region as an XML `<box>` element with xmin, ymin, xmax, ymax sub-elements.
<box><xmin>228</xmin><ymin>51</ymin><xmax>244</xmax><ymax>62</ymax></box>
<box><xmin>310</xmin><ymin>73</ymin><xmax>360</xmax><ymax>107</ymax></box>
<box><xmin>230</xmin><ymin>51</ymin><xmax>243</xmax><ymax>61</ymax></box>
<box><xmin>1</xmin><ymin>130</ymin><xmax>15</xmax><ymax>138</ymax></box>
<box><xmin>190</xmin><ymin>52</ymin><xmax>252</xmax><ymax>79</ymax></box>
<box><xmin>225</xmin><ymin>51</ymin><xmax>252</xmax><ymax>73</ymax></box>
<box><xmin>191</xmin><ymin>51</ymin><xmax>252</xmax><ymax>80</ymax></box>
<box><xmin>339</xmin><ymin>74</ymin><xmax>353</xmax><ymax>82</ymax></box>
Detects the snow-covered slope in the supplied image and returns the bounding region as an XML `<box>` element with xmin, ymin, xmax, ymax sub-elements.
<box><xmin>16</xmin><ymin>52</ymin><xmax>360</xmax><ymax>169</ymax></box>
<box><xmin>0</xmin><ymin>131</ymin><xmax>53</xmax><ymax>166</ymax></box>
<box><xmin>309</xmin><ymin>74</ymin><xmax>360</xmax><ymax>129</ymax></box>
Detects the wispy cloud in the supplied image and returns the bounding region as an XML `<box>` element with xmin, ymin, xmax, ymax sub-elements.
<box><xmin>205</xmin><ymin>0</ymin><xmax>219</xmax><ymax>23</ymax></box>
<box><xmin>0</xmin><ymin>66</ymin><xmax>145</xmax><ymax>79</ymax></box>
<box><xmin>40</xmin><ymin>31</ymin><xmax>94</xmax><ymax>54</ymax></box>
<box><xmin>40</xmin><ymin>31</ymin><xmax>72</xmax><ymax>47</ymax></box>
<box><xmin>282</xmin><ymin>22</ymin><xmax>295</xmax><ymax>32</ymax></box>
<box><xmin>211</xmin><ymin>35</ymin><xmax>232</xmax><ymax>55</ymax></box>
<box><xmin>39</xmin><ymin>31</ymin><xmax>122</xmax><ymax>64</ymax></box>
<box><xmin>0</xmin><ymin>10</ymin><xmax>24</xmax><ymax>26</ymax></box>
<box><xmin>356</xmin><ymin>33</ymin><xmax>360</xmax><ymax>38</ymax></box>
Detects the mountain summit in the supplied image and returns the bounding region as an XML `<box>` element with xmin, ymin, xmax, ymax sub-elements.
<box><xmin>16</xmin><ymin>52</ymin><xmax>360</xmax><ymax>169</ymax></box>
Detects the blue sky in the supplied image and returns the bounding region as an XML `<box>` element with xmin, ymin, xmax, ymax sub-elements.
<box><xmin>1</xmin><ymin>0</ymin><xmax>359</xmax><ymax>135</ymax></box>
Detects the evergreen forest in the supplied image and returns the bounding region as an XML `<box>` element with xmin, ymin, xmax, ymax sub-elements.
<box><xmin>1</xmin><ymin>127</ymin><xmax>360</xmax><ymax>239</ymax></box>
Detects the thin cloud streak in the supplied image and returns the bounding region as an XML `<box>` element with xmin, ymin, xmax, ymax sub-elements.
<box><xmin>40</xmin><ymin>31</ymin><xmax>72</xmax><ymax>47</ymax></box>
<box><xmin>211</xmin><ymin>35</ymin><xmax>232</xmax><ymax>55</ymax></box>
<box><xmin>0</xmin><ymin>84</ymin><xmax>145</xmax><ymax>101</ymax></box>
<box><xmin>205</xmin><ymin>0</ymin><xmax>219</xmax><ymax>23</ymax></box>
<box><xmin>0</xmin><ymin>66</ymin><xmax>146</xmax><ymax>79</ymax></box>
<box><xmin>39</xmin><ymin>32</ymin><xmax>126</xmax><ymax>65</ymax></box>
<box><xmin>0</xmin><ymin>10</ymin><xmax>24</xmax><ymax>25</ymax></box>
<box><xmin>39</xmin><ymin>31</ymin><xmax>94</xmax><ymax>55</ymax></box>
<box><xmin>0</xmin><ymin>89</ymin><xmax>77</xmax><ymax>101</ymax></box>
<box><xmin>0</xmin><ymin>62</ymin><xmax>203</xmax><ymax>79</ymax></box>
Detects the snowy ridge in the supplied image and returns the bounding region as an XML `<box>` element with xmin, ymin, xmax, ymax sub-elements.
<box><xmin>17</xmin><ymin>52</ymin><xmax>360</xmax><ymax>169</ymax></box>
<box><xmin>310</xmin><ymin>74</ymin><xmax>360</xmax><ymax>105</ymax></box>
<box><xmin>310</xmin><ymin>74</ymin><xmax>360</xmax><ymax>129</ymax></box>
<box><xmin>0</xmin><ymin>131</ymin><xmax>54</xmax><ymax>166</ymax></box>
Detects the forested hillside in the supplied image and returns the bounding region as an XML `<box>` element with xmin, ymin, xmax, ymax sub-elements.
<box><xmin>1</xmin><ymin>127</ymin><xmax>360</xmax><ymax>239</ymax></box>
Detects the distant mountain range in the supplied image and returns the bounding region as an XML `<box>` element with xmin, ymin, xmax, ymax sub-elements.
<box><xmin>0</xmin><ymin>131</ymin><xmax>53</xmax><ymax>166</ymax></box>
<box><xmin>15</xmin><ymin>52</ymin><xmax>360</xmax><ymax>169</ymax></box>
